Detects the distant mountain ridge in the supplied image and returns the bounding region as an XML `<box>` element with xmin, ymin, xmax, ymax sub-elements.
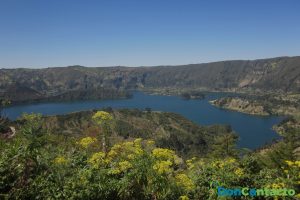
<box><xmin>0</xmin><ymin>56</ymin><xmax>299</xmax><ymax>102</ymax></box>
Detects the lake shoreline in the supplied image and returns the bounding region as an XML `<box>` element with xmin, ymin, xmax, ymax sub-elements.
<box><xmin>2</xmin><ymin>91</ymin><xmax>284</xmax><ymax>149</ymax></box>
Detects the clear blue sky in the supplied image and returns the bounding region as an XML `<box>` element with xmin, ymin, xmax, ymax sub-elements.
<box><xmin>1</xmin><ymin>0</ymin><xmax>300</xmax><ymax>68</ymax></box>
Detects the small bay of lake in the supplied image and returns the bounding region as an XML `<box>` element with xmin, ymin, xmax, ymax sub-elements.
<box><xmin>3</xmin><ymin>92</ymin><xmax>284</xmax><ymax>149</ymax></box>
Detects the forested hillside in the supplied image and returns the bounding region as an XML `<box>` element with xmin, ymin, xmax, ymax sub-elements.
<box><xmin>1</xmin><ymin>56</ymin><xmax>300</xmax><ymax>103</ymax></box>
<box><xmin>0</xmin><ymin>110</ymin><xmax>299</xmax><ymax>199</ymax></box>
<box><xmin>18</xmin><ymin>109</ymin><xmax>235</xmax><ymax>158</ymax></box>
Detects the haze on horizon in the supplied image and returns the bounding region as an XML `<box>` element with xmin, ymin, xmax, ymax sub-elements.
<box><xmin>0</xmin><ymin>0</ymin><xmax>300</xmax><ymax>68</ymax></box>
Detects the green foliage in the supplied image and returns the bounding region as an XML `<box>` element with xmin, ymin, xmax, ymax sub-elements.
<box><xmin>210</xmin><ymin>133</ymin><xmax>239</xmax><ymax>158</ymax></box>
<box><xmin>0</xmin><ymin>99</ymin><xmax>11</xmax><ymax>133</ymax></box>
<box><xmin>92</xmin><ymin>111</ymin><xmax>114</xmax><ymax>153</ymax></box>
<box><xmin>0</xmin><ymin>99</ymin><xmax>11</xmax><ymax>113</ymax></box>
<box><xmin>212</xmin><ymin>93</ymin><xmax>300</xmax><ymax>116</ymax></box>
<box><xmin>40</xmin><ymin>109</ymin><xmax>234</xmax><ymax>158</ymax></box>
<box><xmin>0</xmin><ymin>111</ymin><xmax>299</xmax><ymax>199</ymax></box>
<box><xmin>2</xmin><ymin>135</ymin><xmax>298</xmax><ymax>199</ymax></box>
<box><xmin>19</xmin><ymin>113</ymin><xmax>43</xmax><ymax>137</ymax></box>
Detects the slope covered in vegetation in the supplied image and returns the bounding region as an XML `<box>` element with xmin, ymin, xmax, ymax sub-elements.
<box><xmin>34</xmin><ymin>109</ymin><xmax>234</xmax><ymax>158</ymax></box>
<box><xmin>0</xmin><ymin>110</ymin><xmax>299</xmax><ymax>199</ymax></box>
<box><xmin>1</xmin><ymin>56</ymin><xmax>300</xmax><ymax>103</ymax></box>
<box><xmin>210</xmin><ymin>93</ymin><xmax>300</xmax><ymax>116</ymax></box>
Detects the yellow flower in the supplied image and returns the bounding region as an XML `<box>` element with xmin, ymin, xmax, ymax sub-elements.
<box><xmin>107</xmin><ymin>141</ymin><xmax>145</xmax><ymax>163</ymax></box>
<box><xmin>179</xmin><ymin>195</ymin><xmax>189</xmax><ymax>200</ymax></box>
<box><xmin>123</xmin><ymin>141</ymin><xmax>134</xmax><ymax>148</ymax></box>
<box><xmin>152</xmin><ymin>148</ymin><xmax>180</xmax><ymax>164</ymax></box>
<box><xmin>153</xmin><ymin>160</ymin><xmax>173</xmax><ymax>174</ymax></box>
<box><xmin>186</xmin><ymin>158</ymin><xmax>195</xmax><ymax>169</ymax></box>
<box><xmin>109</xmin><ymin>168</ymin><xmax>121</xmax><ymax>175</ymax></box>
<box><xmin>146</xmin><ymin>139</ymin><xmax>155</xmax><ymax>146</ymax></box>
<box><xmin>272</xmin><ymin>183</ymin><xmax>285</xmax><ymax>189</ymax></box>
<box><xmin>53</xmin><ymin>156</ymin><xmax>67</xmax><ymax>165</ymax></box>
<box><xmin>88</xmin><ymin>152</ymin><xmax>106</xmax><ymax>168</ymax></box>
<box><xmin>285</xmin><ymin>160</ymin><xmax>294</xmax><ymax>166</ymax></box>
<box><xmin>152</xmin><ymin>148</ymin><xmax>174</xmax><ymax>160</ymax></box>
<box><xmin>118</xmin><ymin>160</ymin><xmax>132</xmax><ymax>172</ymax></box>
<box><xmin>127</xmin><ymin>154</ymin><xmax>135</xmax><ymax>160</ymax></box>
<box><xmin>78</xmin><ymin>137</ymin><xmax>97</xmax><ymax>148</ymax></box>
<box><xmin>212</xmin><ymin>160</ymin><xmax>224</xmax><ymax>169</ymax></box>
<box><xmin>92</xmin><ymin>111</ymin><xmax>113</xmax><ymax>124</ymax></box>
<box><xmin>111</xmin><ymin>144</ymin><xmax>122</xmax><ymax>151</ymax></box>
<box><xmin>133</xmin><ymin>138</ymin><xmax>142</xmax><ymax>146</ymax></box>
<box><xmin>107</xmin><ymin>149</ymin><xmax>118</xmax><ymax>159</ymax></box>
<box><xmin>174</xmin><ymin>156</ymin><xmax>182</xmax><ymax>165</ymax></box>
<box><xmin>152</xmin><ymin>148</ymin><xmax>175</xmax><ymax>160</ymax></box>
<box><xmin>211</xmin><ymin>158</ymin><xmax>236</xmax><ymax>169</ymax></box>
<box><xmin>133</xmin><ymin>147</ymin><xmax>143</xmax><ymax>156</ymax></box>
<box><xmin>227</xmin><ymin>158</ymin><xmax>236</xmax><ymax>163</ymax></box>
<box><xmin>234</xmin><ymin>168</ymin><xmax>244</xmax><ymax>177</ymax></box>
<box><xmin>175</xmin><ymin>173</ymin><xmax>195</xmax><ymax>191</ymax></box>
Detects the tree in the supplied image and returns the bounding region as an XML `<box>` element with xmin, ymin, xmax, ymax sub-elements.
<box><xmin>211</xmin><ymin>133</ymin><xmax>239</xmax><ymax>158</ymax></box>
<box><xmin>19</xmin><ymin>113</ymin><xmax>45</xmax><ymax>154</ymax></box>
<box><xmin>0</xmin><ymin>99</ymin><xmax>11</xmax><ymax>133</ymax></box>
<box><xmin>0</xmin><ymin>99</ymin><xmax>10</xmax><ymax>117</ymax></box>
<box><xmin>92</xmin><ymin>111</ymin><xmax>113</xmax><ymax>153</ymax></box>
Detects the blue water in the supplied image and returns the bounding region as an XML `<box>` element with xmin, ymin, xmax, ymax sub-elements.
<box><xmin>2</xmin><ymin>92</ymin><xmax>284</xmax><ymax>149</ymax></box>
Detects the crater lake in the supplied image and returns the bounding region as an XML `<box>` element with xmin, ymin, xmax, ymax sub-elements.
<box><xmin>2</xmin><ymin>92</ymin><xmax>284</xmax><ymax>149</ymax></box>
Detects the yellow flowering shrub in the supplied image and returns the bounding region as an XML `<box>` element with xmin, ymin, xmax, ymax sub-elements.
<box><xmin>127</xmin><ymin>154</ymin><xmax>135</xmax><ymax>160</ymax></box>
<box><xmin>118</xmin><ymin>160</ymin><xmax>133</xmax><ymax>172</ymax></box>
<box><xmin>283</xmin><ymin>160</ymin><xmax>300</xmax><ymax>187</ymax></box>
<box><xmin>109</xmin><ymin>168</ymin><xmax>121</xmax><ymax>175</ymax></box>
<box><xmin>175</xmin><ymin>173</ymin><xmax>195</xmax><ymax>191</ymax></box>
<box><xmin>179</xmin><ymin>195</ymin><xmax>189</xmax><ymax>200</ymax></box>
<box><xmin>4</xmin><ymin>107</ymin><xmax>300</xmax><ymax>200</ymax></box>
<box><xmin>133</xmin><ymin>138</ymin><xmax>142</xmax><ymax>145</ymax></box>
<box><xmin>146</xmin><ymin>139</ymin><xmax>155</xmax><ymax>146</ymax></box>
<box><xmin>151</xmin><ymin>147</ymin><xmax>183</xmax><ymax>175</ymax></box>
<box><xmin>285</xmin><ymin>160</ymin><xmax>300</xmax><ymax>168</ymax></box>
<box><xmin>86</xmin><ymin>139</ymin><xmax>149</xmax><ymax>175</ymax></box>
<box><xmin>153</xmin><ymin>160</ymin><xmax>173</xmax><ymax>174</ymax></box>
<box><xmin>285</xmin><ymin>160</ymin><xmax>294</xmax><ymax>166</ymax></box>
<box><xmin>88</xmin><ymin>152</ymin><xmax>106</xmax><ymax>169</ymax></box>
<box><xmin>211</xmin><ymin>158</ymin><xmax>237</xmax><ymax>169</ymax></box>
<box><xmin>78</xmin><ymin>137</ymin><xmax>97</xmax><ymax>148</ymax></box>
<box><xmin>92</xmin><ymin>111</ymin><xmax>113</xmax><ymax>124</ymax></box>
<box><xmin>152</xmin><ymin>148</ymin><xmax>181</xmax><ymax>165</ymax></box>
<box><xmin>271</xmin><ymin>182</ymin><xmax>286</xmax><ymax>189</ymax></box>
<box><xmin>107</xmin><ymin>139</ymin><xmax>144</xmax><ymax>162</ymax></box>
<box><xmin>186</xmin><ymin>157</ymin><xmax>197</xmax><ymax>170</ymax></box>
<box><xmin>234</xmin><ymin>167</ymin><xmax>244</xmax><ymax>177</ymax></box>
<box><xmin>152</xmin><ymin>148</ymin><xmax>175</xmax><ymax>160</ymax></box>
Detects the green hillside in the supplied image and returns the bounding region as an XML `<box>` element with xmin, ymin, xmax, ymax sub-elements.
<box><xmin>1</xmin><ymin>56</ymin><xmax>300</xmax><ymax>103</ymax></box>
<box><xmin>0</xmin><ymin>110</ymin><xmax>299</xmax><ymax>199</ymax></box>
<box><xmin>210</xmin><ymin>93</ymin><xmax>300</xmax><ymax>116</ymax></box>
<box><xmin>30</xmin><ymin>109</ymin><xmax>234</xmax><ymax>158</ymax></box>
